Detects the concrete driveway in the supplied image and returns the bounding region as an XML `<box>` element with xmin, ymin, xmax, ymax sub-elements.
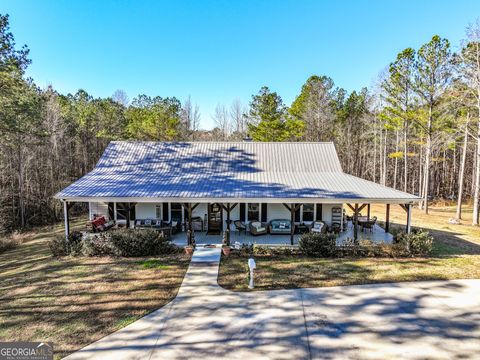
<box><xmin>66</xmin><ymin>247</ymin><xmax>480</xmax><ymax>359</ymax></box>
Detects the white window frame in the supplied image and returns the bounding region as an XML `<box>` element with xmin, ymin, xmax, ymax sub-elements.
<box><xmin>155</xmin><ymin>205</ymin><xmax>162</xmax><ymax>219</ymax></box>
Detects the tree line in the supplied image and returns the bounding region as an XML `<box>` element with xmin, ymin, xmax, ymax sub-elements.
<box><xmin>1</xmin><ymin>13</ymin><xmax>479</xmax><ymax>232</ymax></box>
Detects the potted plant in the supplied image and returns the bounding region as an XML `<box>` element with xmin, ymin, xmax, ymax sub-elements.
<box><xmin>222</xmin><ymin>244</ymin><xmax>231</xmax><ymax>256</ymax></box>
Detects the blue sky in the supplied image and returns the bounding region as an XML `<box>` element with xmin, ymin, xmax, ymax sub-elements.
<box><xmin>3</xmin><ymin>0</ymin><xmax>479</xmax><ymax>128</ymax></box>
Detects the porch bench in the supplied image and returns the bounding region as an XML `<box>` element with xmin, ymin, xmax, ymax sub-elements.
<box><xmin>269</xmin><ymin>219</ymin><xmax>292</xmax><ymax>235</ymax></box>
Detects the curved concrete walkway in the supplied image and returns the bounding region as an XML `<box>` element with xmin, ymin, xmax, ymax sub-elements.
<box><xmin>66</xmin><ymin>247</ymin><xmax>480</xmax><ymax>359</ymax></box>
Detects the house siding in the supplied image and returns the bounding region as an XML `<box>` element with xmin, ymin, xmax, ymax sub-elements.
<box><xmin>89</xmin><ymin>202</ymin><xmax>109</xmax><ymax>220</ymax></box>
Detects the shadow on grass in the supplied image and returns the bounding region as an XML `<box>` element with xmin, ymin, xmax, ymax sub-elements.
<box><xmin>0</xmin><ymin>219</ymin><xmax>191</xmax><ymax>359</ymax></box>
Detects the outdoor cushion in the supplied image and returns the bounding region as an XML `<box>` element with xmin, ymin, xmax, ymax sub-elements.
<box><xmin>92</xmin><ymin>216</ymin><xmax>106</xmax><ymax>227</ymax></box>
<box><xmin>311</xmin><ymin>221</ymin><xmax>326</xmax><ymax>233</ymax></box>
<box><xmin>145</xmin><ymin>219</ymin><xmax>152</xmax><ymax>225</ymax></box>
<box><xmin>269</xmin><ymin>219</ymin><xmax>292</xmax><ymax>234</ymax></box>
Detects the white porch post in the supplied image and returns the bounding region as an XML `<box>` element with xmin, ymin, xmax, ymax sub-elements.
<box><xmin>63</xmin><ymin>200</ymin><xmax>69</xmax><ymax>240</ymax></box>
<box><xmin>113</xmin><ymin>202</ymin><xmax>117</xmax><ymax>222</ymax></box>
<box><xmin>168</xmin><ymin>202</ymin><xmax>171</xmax><ymax>222</ymax></box>
<box><xmin>406</xmin><ymin>204</ymin><xmax>412</xmax><ymax>234</ymax></box>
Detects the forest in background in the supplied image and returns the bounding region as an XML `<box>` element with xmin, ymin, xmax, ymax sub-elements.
<box><xmin>1</xmin><ymin>13</ymin><xmax>480</xmax><ymax>232</ymax></box>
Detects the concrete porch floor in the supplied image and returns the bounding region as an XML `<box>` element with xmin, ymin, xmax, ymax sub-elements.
<box><xmin>171</xmin><ymin>222</ymin><xmax>393</xmax><ymax>246</ymax></box>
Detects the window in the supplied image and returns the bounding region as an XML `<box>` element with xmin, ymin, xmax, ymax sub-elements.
<box><xmin>155</xmin><ymin>205</ymin><xmax>162</xmax><ymax>219</ymax></box>
<box><xmin>302</xmin><ymin>204</ymin><xmax>314</xmax><ymax>222</ymax></box>
<box><xmin>247</xmin><ymin>203</ymin><xmax>260</xmax><ymax>221</ymax></box>
<box><xmin>171</xmin><ymin>203</ymin><xmax>182</xmax><ymax>222</ymax></box>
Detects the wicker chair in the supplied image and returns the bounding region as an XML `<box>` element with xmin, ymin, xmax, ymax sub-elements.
<box><xmin>249</xmin><ymin>221</ymin><xmax>268</xmax><ymax>236</ymax></box>
<box><xmin>234</xmin><ymin>220</ymin><xmax>247</xmax><ymax>234</ymax></box>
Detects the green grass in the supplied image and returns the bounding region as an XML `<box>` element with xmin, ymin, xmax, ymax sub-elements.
<box><xmin>219</xmin><ymin>204</ymin><xmax>480</xmax><ymax>292</ymax></box>
<box><xmin>138</xmin><ymin>259</ymin><xmax>171</xmax><ymax>270</ymax></box>
<box><xmin>0</xmin><ymin>217</ymin><xmax>191</xmax><ymax>359</ymax></box>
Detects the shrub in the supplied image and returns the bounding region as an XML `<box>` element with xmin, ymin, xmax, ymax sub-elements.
<box><xmin>49</xmin><ymin>235</ymin><xmax>69</xmax><ymax>256</ymax></box>
<box><xmin>299</xmin><ymin>233</ymin><xmax>336</xmax><ymax>257</ymax></box>
<box><xmin>0</xmin><ymin>233</ymin><xmax>22</xmax><ymax>254</ymax></box>
<box><xmin>82</xmin><ymin>233</ymin><xmax>120</xmax><ymax>256</ymax></box>
<box><xmin>252</xmin><ymin>245</ymin><xmax>301</xmax><ymax>256</ymax></box>
<box><xmin>68</xmin><ymin>231</ymin><xmax>84</xmax><ymax>256</ymax></box>
<box><xmin>395</xmin><ymin>230</ymin><xmax>433</xmax><ymax>256</ymax></box>
<box><xmin>110</xmin><ymin>229</ymin><xmax>176</xmax><ymax>257</ymax></box>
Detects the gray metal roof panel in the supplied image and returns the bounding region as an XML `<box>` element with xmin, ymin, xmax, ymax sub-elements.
<box><xmin>56</xmin><ymin>141</ymin><xmax>418</xmax><ymax>201</ymax></box>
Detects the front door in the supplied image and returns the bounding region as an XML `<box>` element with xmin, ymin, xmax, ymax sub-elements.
<box><xmin>208</xmin><ymin>203</ymin><xmax>223</xmax><ymax>235</ymax></box>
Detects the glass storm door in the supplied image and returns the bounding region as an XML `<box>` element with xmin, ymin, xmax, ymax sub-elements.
<box><xmin>208</xmin><ymin>203</ymin><xmax>223</xmax><ymax>234</ymax></box>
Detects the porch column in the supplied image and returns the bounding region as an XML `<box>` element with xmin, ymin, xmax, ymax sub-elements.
<box><xmin>126</xmin><ymin>203</ymin><xmax>131</xmax><ymax>228</ymax></box>
<box><xmin>406</xmin><ymin>204</ymin><xmax>412</xmax><ymax>234</ymax></box>
<box><xmin>226</xmin><ymin>203</ymin><xmax>231</xmax><ymax>246</ymax></box>
<box><xmin>113</xmin><ymin>202</ymin><xmax>117</xmax><ymax>222</ymax></box>
<box><xmin>188</xmin><ymin>203</ymin><xmax>193</xmax><ymax>246</ymax></box>
<box><xmin>353</xmin><ymin>203</ymin><xmax>359</xmax><ymax>242</ymax></box>
<box><xmin>63</xmin><ymin>200</ymin><xmax>70</xmax><ymax>240</ymax></box>
<box><xmin>367</xmin><ymin>204</ymin><xmax>371</xmax><ymax>221</ymax></box>
<box><xmin>290</xmin><ymin>203</ymin><xmax>295</xmax><ymax>246</ymax></box>
<box><xmin>385</xmin><ymin>204</ymin><xmax>390</xmax><ymax>233</ymax></box>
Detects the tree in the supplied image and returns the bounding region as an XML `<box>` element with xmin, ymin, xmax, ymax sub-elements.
<box><xmin>181</xmin><ymin>96</ymin><xmax>201</xmax><ymax>140</ymax></box>
<box><xmin>381</xmin><ymin>48</ymin><xmax>416</xmax><ymax>192</ymax></box>
<box><xmin>230</xmin><ymin>99</ymin><xmax>247</xmax><ymax>140</ymax></box>
<box><xmin>459</xmin><ymin>20</ymin><xmax>480</xmax><ymax>225</ymax></box>
<box><xmin>126</xmin><ymin>95</ymin><xmax>183</xmax><ymax>141</ymax></box>
<box><xmin>112</xmin><ymin>89</ymin><xmax>129</xmax><ymax>107</ymax></box>
<box><xmin>212</xmin><ymin>103</ymin><xmax>230</xmax><ymax>140</ymax></box>
<box><xmin>414</xmin><ymin>35</ymin><xmax>452</xmax><ymax>214</ymax></box>
<box><xmin>247</xmin><ymin>86</ymin><xmax>303</xmax><ymax>141</ymax></box>
<box><xmin>290</xmin><ymin>75</ymin><xmax>336</xmax><ymax>141</ymax></box>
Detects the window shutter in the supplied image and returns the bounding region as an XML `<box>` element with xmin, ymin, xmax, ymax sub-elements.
<box><xmin>261</xmin><ymin>203</ymin><xmax>267</xmax><ymax>222</ymax></box>
<box><xmin>316</xmin><ymin>204</ymin><xmax>323</xmax><ymax>221</ymax></box>
<box><xmin>240</xmin><ymin>203</ymin><xmax>245</xmax><ymax>222</ymax></box>
<box><xmin>295</xmin><ymin>205</ymin><xmax>301</xmax><ymax>222</ymax></box>
<box><xmin>163</xmin><ymin>203</ymin><xmax>169</xmax><ymax>221</ymax></box>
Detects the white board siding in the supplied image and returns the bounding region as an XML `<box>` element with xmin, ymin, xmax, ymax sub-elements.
<box><xmin>136</xmin><ymin>203</ymin><xmax>163</xmax><ymax>219</ymax></box>
<box><xmin>267</xmin><ymin>203</ymin><xmax>290</xmax><ymax>222</ymax></box>
<box><xmin>89</xmin><ymin>202</ymin><xmax>109</xmax><ymax>220</ymax></box>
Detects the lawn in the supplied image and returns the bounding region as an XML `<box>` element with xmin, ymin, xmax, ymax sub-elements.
<box><xmin>0</xmin><ymin>217</ymin><xmax>191</xmax><ymax>359</ymax></box>
<box><xmin>218</xmin><ymin>203</ymin><xmax>480</xmax><ymax>291</ymax></box>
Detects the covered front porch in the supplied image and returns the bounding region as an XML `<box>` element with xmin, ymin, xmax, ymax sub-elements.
<box><xmin>171</xmin><ymin>221</ymin><xmax>393</xmax><ymax>247</ymax></box>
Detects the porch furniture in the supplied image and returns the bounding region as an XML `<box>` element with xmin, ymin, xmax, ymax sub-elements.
<box><xmin>249</xmin><ymin>221</ymin><xmax>268</xmax><ymax>236</ymax></box>
<box><xmin>362</xmin><ymin>216</ymin><xmax>377</xmax><ymax>232</ymax></box>
<box><xmin>135</xmin><ymin>219</ymin><xmax>163</xmax><ymax>229</ymax></box>
<box><xmin>191</xmin><ymin>216</ymin><xmax>204</xmax><ymax>232</ymax></box>
<box><xmin>170</xmin><ymin>220</ymin><xmax>181</xmax><ymax>234</ymax></box>
<box><xmin>269</xmin><ymin>219</ymin><xmax>292</xmax><ymax>235</ymax></box>
<box><xmin>296</xmin><ymin>223</ymin><xmax>311</xmax><ymax>234</ymax></box>
<box><xmin>234</xmin><ymin>220</ymin><xmax>247</xmax><ymax>234</ymax></box>
<box><xmin>134</xmin><ymin>219</ymin><xmax>173</xmax><ymax>236</ymax></box>
<box><xmin>311</xmin><ymin>221</ymin><xmax>326</xmax><ymax>234</ymax></box>
<box><xmin>330</xmin><ymin>222</ymin><xmax>342</xmax><ymax>234</ymax></box>
<box><xmin>88</xmin><ymin>216</ymin><xmax>115</xmax><ymax>232</ymax></box>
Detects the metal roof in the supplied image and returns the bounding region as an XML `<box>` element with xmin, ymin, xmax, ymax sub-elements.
<box><xmin>55</xmin><ymin>141</ymin><xmax>419</xmax><ymax>203</ymax></box>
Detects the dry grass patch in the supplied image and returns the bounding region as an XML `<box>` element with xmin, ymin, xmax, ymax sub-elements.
<box><xmin>0</xmin><ymin>217</ymin><xmax>191</xmax><ymax>359</ymax></box>
<box><xmin>219</xmin><ymin>204</ymin><xmax>480</xmax><ymax>292</ymax></box>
